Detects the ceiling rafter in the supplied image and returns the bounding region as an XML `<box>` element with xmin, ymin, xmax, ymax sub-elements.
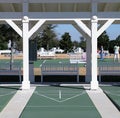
<box><xmin>58</xmin><ymin>3</ymin><xmax>61</xmax><ymax>12</ymax></box>
<box><xmin>42</xmin><ymin>3</ymin><xmax>46</xmax><ymax>12</ymax></box>
<box><xmin>9</xmin><ymin>3</ymin><xmax>15</xmax><ymax>12</ymax></box>
<box><xmin>73</xmin><ymin>3</ymin><xmax>77</xmax><ymax>12</ymax></box>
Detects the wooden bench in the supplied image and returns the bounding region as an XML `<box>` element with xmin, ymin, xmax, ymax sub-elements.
<box><xmin>0</xmin><ymin>62</ymin><xmax>22</xmax><ymax>82</ymax></box>
<box><xmin>98</xmin><ymin>62</ymin><xmax>120</xmax><ymax>82</ymax></box>
<box><xmin>41</xmin><ymin>63</ymin><xmax>79</xmax><ymax>83</ymax></box>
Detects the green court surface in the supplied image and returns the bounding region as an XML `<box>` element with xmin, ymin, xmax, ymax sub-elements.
<box><xmin>101</xmin><ymin>85</ymin><xmax>120</xmax><ymax>110</ymax></box>
<box><xmin>0</xmin><ymin>86</ymin><xmax>20</xmax><ymax>112</ymax></box>
<box><xmin>35</xmin><ymin>58</ymin><xmax>84</xmax><ymax>68</ymax></box>
<box><xmin>20</xmin><ymin>86</ymin><xmax>101</xmax><ymax>118</ymax></box>
<box><xmin>0</xmin><ymin>58</ymin><xmax>116</xmax><ymax>68</ymax></box>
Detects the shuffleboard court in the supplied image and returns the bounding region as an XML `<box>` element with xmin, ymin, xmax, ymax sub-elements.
<box><xmin>20</xmin><ymin>86</ymin><xmax>101</xmax><ymax>118</ymax></box>
<box><xmin>0</xmin><ymin>58</ymin><xmax>116</xmax><ymax>68</ymax></box>
<box><xmin>101</xmin><ymin>85</ymin><xmax>120</xmax><ymax>111</ymax></box>
<box><xmin>0</xmin><ymin>86</ymin><xmax>20</xmax><ymax>112</ymax></box>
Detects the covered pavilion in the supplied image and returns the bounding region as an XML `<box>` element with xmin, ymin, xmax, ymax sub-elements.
<box><xmin>0</xmin><ymin>0</ymin><xmax>120</xmax><ymax>90</ymax></box>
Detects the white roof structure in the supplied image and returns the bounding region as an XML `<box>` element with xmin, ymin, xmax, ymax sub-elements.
<box><xmin>0</xmin><ymin>0</ymin><xmax>120</xmax><ymax>90</ymax></box>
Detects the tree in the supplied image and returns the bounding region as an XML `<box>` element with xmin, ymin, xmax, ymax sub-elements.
<box><xmin>115</xmin><ymin>35</ymin><xmax>120</xmax><ymax>45</ymax></box>
<box><xmin>109</xmin><ymin>35</ymin><xmax>120</xmax><ymax>53</ymax></box>
<box><xmin>48</xmin><ymin>38</ymin><xmax>59</xmax><ymax>49</ymax></box>
<box><xmin>0</xmin><ymin>24</ymin><xmax>22</xmax><ymax>70</ymax></box>
<box><xmin>38</xmin><ymin>24</ymin><xmax>57</xmax><ymax>50</ymax></box>
<box><xmin>0</xmin><ymin>35</ymin><xmax>7</xmax><ymax>49</ymax></box>
<box><xmin>0</xmin><ymin>24</ymin><xmax>22</xmax><ymax>51</ymax></box>
<box><xmin>109</xmin><ymin>40</ymin><xmax>116</xmax><ymax>53</ymax></box>
<box><xmin>0</xmin><ymin>25</ymin><xmax>9</xmax><ymax>49</ymax></box>
<box><xmin>72</xmin><ymin>40</ymin><xmax>80</xmax><ymax>49</ymax></box>
<box><xmin>59</xmin><ymin>32</ymin><xmax>73</xmax><ymax>53</ymax></box>
<box><xmin>98</xmin><ymin>31</ymin><xmax>110</xmax><ymax>50</ymax></box>
<box><xmin>79</xmin><ymin>36</ymin><xmax>86</xmax><ymax>51</ymax></box>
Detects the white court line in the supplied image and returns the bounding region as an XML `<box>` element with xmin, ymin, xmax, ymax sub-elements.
<box><xmin>35</xmin><ymin>91</ymin><xmax>86</xmax><ymax>103</ymax></box>
<box><xmin>40</xmin><ymin>60</ymin><xmax>46</xmax><ymax>67</ymax></box>
<box><xmin>35</xmin><ymin>91</ymin><xmax>59</xmax><ymax>102</ymax></box>
<box><xmin>105</xmin><ymin>91</ymin><xmax>120</xmax><ymax>97</ymax></box>
<box><xmin>59</xmin><ymin>90</ymin><xmax>62</xmax><ymax>99</ymax></box>
<box><xmin>60</xmin><ymin>92</ymin><xmax>86</xmax><ymax>103</ymax></box>
<box><xmin>0</xmin><ymin>91</ymin><xmax>16</xmax><ymax>97</ymax></box>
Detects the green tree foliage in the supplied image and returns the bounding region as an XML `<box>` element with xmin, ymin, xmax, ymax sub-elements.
<box><xmin>0</xmin><ymin>25</ymin><xmax>9</xmax><ymax>49</ymax></box>
<box><xmin>0</xmin><ymin>35</ymin><xmax>7</xmax><ymax>49</ymax></box>
<box><xmin>72</xmin><ymin>40</ymin><xmax>80</xmax><ymax>49</ymax></box>
<box><xmin>38</xmin><ymin>24</ymin><xmax>58</xmax><ymax>50</ymax></box>
<box><xmin>0</xmin><ymin>24</ymin><xmax>22</xmax><ymax>51</ymax></box>
<box><xmin>36</xmin><ymin>36</ymin><xmax>42</xmax><ymax>50</ymax></box>
<box><xmin>98</xmin><ymin>31</ymin><xmax>109</xmax><ymax>50</ymax></box>
<box><xmin>109</xmin><ymin>40</ymin><xmax>117</xmax><ymax>53</ymax></box>
<box><xmin>109</xmin><ymin>35</ymin><xmax>120</xmax><ymax>53</ymax></box>
<box><xmin>59</xmin><ymin>32</ymin><xmax>73</xmax><ymax>53</ymax></box>
<box><xmin>0</xmin><ymin>24</ymin><xmax>22</xmax><ymax>69</ymax></box>
<box><xmin>116</xmin><ymin>35</ymin><xmax>120</xmax><ymax>45</ymax></box>
<box><xmin>48</xmin><ymin>38</ymin><xmax>59</xmax><ymax>49</ymax></box>
<box><xmin>79</xmin><ymin>37</ymin><xmax>86</xmax><ymax>51</ymax></box>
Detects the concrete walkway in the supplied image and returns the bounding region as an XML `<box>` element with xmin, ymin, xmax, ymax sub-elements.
<box><xmin>85</xmin><ymin>87</ymin><xmax>120</xmax><ymax>118</ymax></box>
<box><xmin>0</xmin><ymin>87</ymin><xmax>36</xmax><ymax>118</ymax></box>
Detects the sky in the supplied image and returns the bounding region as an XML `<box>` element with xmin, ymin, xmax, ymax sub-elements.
<box><xmin>54</xmin><ymin>24</ymin><xmax>120</xmax><ymax>41</ymax></box>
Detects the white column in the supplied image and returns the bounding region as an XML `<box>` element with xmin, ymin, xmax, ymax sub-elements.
<box><xmin>90</xmin><ymin>16</ymin><xmax>99</xmax><ymax>90</ymax></box>
<box><xmin>22</xmin><ymin>16</ymin><xmax>30</xmax><ymax>89</ymax></box>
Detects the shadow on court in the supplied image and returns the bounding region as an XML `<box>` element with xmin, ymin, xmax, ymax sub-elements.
<box><xmin>0</xmin><ymin>86</ymin><xmax>21</xmax><ymax>90</ymax></box>
<box><xmin>101</xmin><ymin>85</ymin><xmax>120</xmax><ymax>111</ymax></box>
<box><xmin>50</xmin><ymin>84</ymin><xmax>89</xmax><ymax>90</ymax></box>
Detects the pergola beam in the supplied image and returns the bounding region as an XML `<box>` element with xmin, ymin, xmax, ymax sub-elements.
<box><xmin>28</xmin><ymin>19</ymin><xmax>46</xmax><ymax>38</ymax></box>
<box><xmin>5</xmin><ymin>20</ymin><xmax>22</xmax><ymax>37</ymax></box>
<box><xmin>97</xmin><ymin>19</ymin><xmax>115</xmax><ymax>38</ymax></box>
<box><xmin>0</xmin><ymin>12</ymin><xmax>120</xmax><ymax>19</ymax></box>
<box><xmin>74</xmin><ymin>19</ymin><xmax>91</xmax><ymax>37</ymax></box>
<box><xmin>0</xmin><ymin>0</ymin><xmax>119</xmax><ymax>4</ymax></box>
<box><xmin>29</xmin><ymin>0</ymin><xmax>120</xmax><ymax>3</ymax></box>
<box><xmin>29</xmin><ymin>0</ymin><xmax>91</xmax><ymax>3</ymax></box>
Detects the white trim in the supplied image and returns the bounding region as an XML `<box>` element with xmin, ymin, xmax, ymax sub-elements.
<box><xmin>5</xmin><ymin>20</ymin><xmax>22</xmax><ymax>37</ymax></box>
<box><xmin>74</xmin><ymin>19</ymin><xmax>91</xmax><ymax>37</ymax></box>
<box><xmin>28</xmin><ymin>19</ymin><xmax>46</xmax><ymax>38</ymax></box>
<box><xmin>97</xmin><ymin>19</ymin><xmax>115</xmax><ymax>38</ymax></box>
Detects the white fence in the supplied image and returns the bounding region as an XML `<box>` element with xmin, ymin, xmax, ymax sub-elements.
<box><xmin>69</xmin><ymin>53</ymin><xmax>86</xmax><ymax>63</ymax></box>
<box><xmin>0</xmin><ymin>50</ymin><xmax>11</xmax><ymax>55</ymax></box>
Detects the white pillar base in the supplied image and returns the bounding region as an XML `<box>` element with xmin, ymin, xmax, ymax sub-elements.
<box><xmin>22</xmin><ymin>81</ymin><xmax>30</xmax><ymax>90</ymax></box>
<box><xmin>90</xmin><ymin>80</ymin><xmax>99</xmax><ymax>90</ymax></box>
